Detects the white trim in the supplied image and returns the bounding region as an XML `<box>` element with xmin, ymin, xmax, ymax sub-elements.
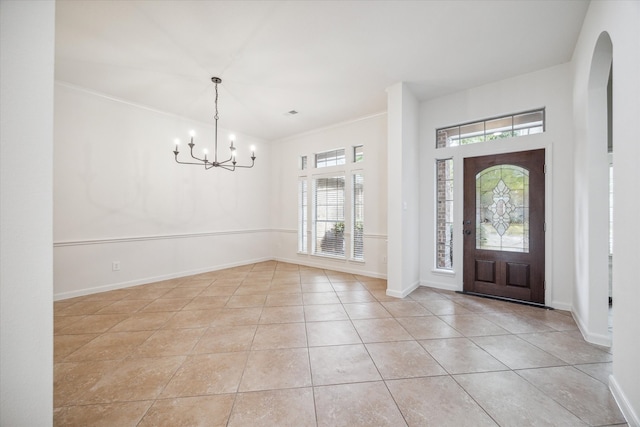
<box><xmin>431</xmin><ymin>268</ymin><xmax>456</xmax><ymax>277</ymax></box>
<box><xmin>271</xmin><ymin>228</ymin><xmax>386</xmax><ymax>240</ymax></box>
<box><xmin>273</xmin><ymin>228</ymin><xmax>297</xmax><ymax>234</ymax></box>
<box><xmin>610</xmin><ymin>375</ymin><xmax>640</xmax><ymax>427</ymax></box>
<box><xmin>571</xmin><ymin>310</ymin><xmax>612</xmax><ymax>347</ymax></box>
<box><xmin>548</xmin><ymin>301</ymin><xmax>572</xmax><ymax>311</ymax></box>
<box><xmin>452</xmin><ymin>142</ymin><xmax>553</xmax><ymax>305</ymax></box>
<box><xmin>54</xmin><ymin>228</ymin><xmax>271</xmax><ymax>247</ymax></box>
<box><xmin>544</xmin><ymin>144</ymin><xmax>554</xmax><ymax>309</ymax></box>
<box><xmin>420</xmin><ymin>280</ymin><xmax>460</xmax><ymax>293</ymax></box>
<box><xmin>364</xmin><ymin>233</ymin><xmax>387</xmax><ymax>240</ymax></box>
<box><xmin>54</xmin><ymin>256</ymin><xmax>272</xmax><ymax>301</ymax></box>
<box><xmin>275</xmin><ymin>255</ymin><xmax>387</xmax><ymax>280</ymax></box>
<box><xmin>311</xmin><ymin>253</ymin><xmax>347</xmax><ymax>261</ymax></box>
<box><xmin>386</xmin><ymin>280</ymin><xmax>420</xmax><ymax>298</ymax></box>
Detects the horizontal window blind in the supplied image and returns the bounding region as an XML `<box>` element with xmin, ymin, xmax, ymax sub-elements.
<box><xmin>313</xmin><ymin>176</ymin><xmax>345</xmax><ymax>257</ymax></box>
<box><xmin>298</xmin><ymin>179</ymin><xmax>308</xmax><ymax>253</ymax></box>
<box><xmin>353</xmin><ymin>173</ymin><xmax>364</xmax><ymax>260</ymax></box>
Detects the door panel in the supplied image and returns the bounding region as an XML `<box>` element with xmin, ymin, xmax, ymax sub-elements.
<box><xmin>463</xmin><ymin>149</ymin><xmax>545</xmax><ymax>304</ymax></box>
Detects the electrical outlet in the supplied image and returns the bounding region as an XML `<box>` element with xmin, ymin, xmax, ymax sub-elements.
<box><xmin>112</xmin><ymin>261</ymin><xmax>121</xmax><ymax>271</ymax></box>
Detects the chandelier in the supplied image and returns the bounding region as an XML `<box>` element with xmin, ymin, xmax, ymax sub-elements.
<box><xmin>173</xmin><ymin>77</ymin><xmax>256</xmax><ymax>171</ymax></box>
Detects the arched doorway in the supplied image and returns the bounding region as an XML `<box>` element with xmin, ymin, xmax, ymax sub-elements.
<box><xmin>585</xmin><ymin>31</ymin><xmax>613</xmax><ymax>344</ymax></box>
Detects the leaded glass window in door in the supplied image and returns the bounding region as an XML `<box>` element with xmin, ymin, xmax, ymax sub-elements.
<box><xmin>475</xmin><ymin>164</ymin><xmax>529</xmax><ymax>252</ymax></box>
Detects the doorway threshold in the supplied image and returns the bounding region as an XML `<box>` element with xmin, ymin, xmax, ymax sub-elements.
<box><xmin>456</xmin><ymin>291</ymin><xmax>554</xmax><ymax>310</ymax></box>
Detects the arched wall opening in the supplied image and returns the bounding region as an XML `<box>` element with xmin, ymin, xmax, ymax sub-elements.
<box><xmin>584</xmin><ymin>31</ymin><xmax>613</xmax><ymax>344</ymax></box>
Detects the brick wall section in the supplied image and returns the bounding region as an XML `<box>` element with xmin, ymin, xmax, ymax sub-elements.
<box><xmin>436</xmin><ymin>159</ymin><xmax>453</xmax><ymax>269</ymax></box>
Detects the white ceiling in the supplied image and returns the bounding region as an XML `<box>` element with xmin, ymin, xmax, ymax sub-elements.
<box><xmin>55</xmin><ymin>0</ymin><xmax>589</xmax><ymax>141</ymax></box>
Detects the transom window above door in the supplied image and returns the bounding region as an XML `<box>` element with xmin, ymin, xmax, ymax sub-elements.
<box><xmin>436</xmin><ymin>109</ymin><xmax>545</xmax><ymax>148</ymax></box>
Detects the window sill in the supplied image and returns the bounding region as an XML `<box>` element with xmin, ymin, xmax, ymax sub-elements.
<box><xmin>311</xmin><ymin>253</ymin><xmax>347</xmax><ymax>261</ymax></box>
<box><xmin>431</xmin><ymin>268</ymin><xmax>455</xmax><ymax>277</ymax></box>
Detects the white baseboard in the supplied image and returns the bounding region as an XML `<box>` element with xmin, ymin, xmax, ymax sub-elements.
<box><xmin>54</xmin><ymin>256</ymin><xmax>272</xmax><ymax>301</ymax></box>
<box><xmin>571</xmin><ymin>310</ymin><xmax>612</xmax><ymax>347</ymax></box>
<box><xmin>274</xmin><ymin>255</ymin><xmax>387</xmax><ymax>280</ymax></box>
<box><xmin>419</xmin><ymin>280</ymin><xmax>460</xmax><ymax>293</ymax></box>
<box><xmin>386</xmin><ymin>280</ymin><xmax>420</xmax><ymax>299</ymax></box>
<box><xmin>610</xmin><ymin>374</ymin><xmax>640</xmax><ymax>427</ymax></box>
<box><xmin>549</xmin><ymin>300</ymin><xmax>572</xmax><ymax>311</ymax></box>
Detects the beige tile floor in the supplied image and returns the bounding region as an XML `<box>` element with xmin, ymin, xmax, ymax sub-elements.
<box><xmin>54</xmin><ymin>261</ymin><xmax>627</xmax><ymax>426</ymax></box>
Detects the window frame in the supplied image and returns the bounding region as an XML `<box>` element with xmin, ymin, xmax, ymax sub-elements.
<box><xmin>312</xmin><ymin>174</ymin><xmax>347</xmax><ymax>259</ymax></box>
<box><xmin>297</xmin><ymin>178</ymin><xmax>308</xmax><ymax>254</ymax></box>
<box><xmin>315</xmin><ymin>148</ymin><xmax>346</xmax><ymax>169</ymax></box>
<box><xmin>436</xmin><ymin>108</ymin><xmax>545</xmax><ymax>149</ymax></box>
<box><xmin>352</xmin><ymin>171</ymin><xmax>364</xmax><ymax>261</ymax></box>
<box><xmin>435</xmin><ymin>158</ymin><xmax>454</xmax><ymax>270</ymax></box>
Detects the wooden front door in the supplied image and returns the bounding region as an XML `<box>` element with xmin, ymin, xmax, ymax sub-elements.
<box><xmin>463</xmin><ymin>149</ymin><xmax>545</xmax><ymax>304</ymax></box>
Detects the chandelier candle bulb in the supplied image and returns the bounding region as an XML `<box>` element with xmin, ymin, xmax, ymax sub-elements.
<box><xmin>171</xmin><ymin>77</ymin><xmax>256</xmax><ymax>171</ymax></box>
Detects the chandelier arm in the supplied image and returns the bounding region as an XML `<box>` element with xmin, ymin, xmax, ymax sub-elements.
<box><xmin>228</xmin><ymin>162</ymin><xmax>255</xmax><ymax>169</ymax></box>
<box><xmin>175</xmin><ymin>155</ymin><xmax>252</xmax><ymax>169</ymax></box>
<box><xmin>187</xmin><ymin>144</ymin><xmax>210</xmax><ymax>164</ymax></box>
<box><xmin>211</xmin><ymin>163</ymin><xmax>236</xmax><ymax>171</ymax></box>
<box><xmin>216</xmin><ymin>155</ymin><xmax>237</xmax><ymax>165</ymax></box>
<box><xmin>175</xmin><ymin>157</ymin><xmax>211</xmax><ymax>167</ymax></box>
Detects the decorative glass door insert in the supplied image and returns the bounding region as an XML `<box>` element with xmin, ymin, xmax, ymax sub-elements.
<box><xmin>476</xmin><ymin>165</ymin><xmax>529</xmax><ymax>253</ymax></box>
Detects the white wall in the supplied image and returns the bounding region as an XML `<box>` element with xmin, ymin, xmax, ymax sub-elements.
<box><xmin>269</xmin><ymin>113</ymin><xmax>387</xmax><ymax>278</ymax></box>
<box><xmin>572</xmin><ymin>1</ymin><xmax>640</xmax><ymax>424</ymax></box>
<box><xmin>54</xmin><ymin>83</ymin><xmax>272</xmax><ymax>299</ymax></box>
<box><xmin>387</xmin><ymin>83</ymin><xmax>421</xmax><ymax>297</ymax></box>
<box><xmin>419</xmin><ymin>63</ymin><xmax>575</xmax><ymax>310</ymax></box>
<box><xmin>0</xmin><ymin>1</ymin><xmax>54</xmax><ymax>425</ymax></box>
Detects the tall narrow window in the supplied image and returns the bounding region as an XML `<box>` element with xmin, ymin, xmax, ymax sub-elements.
<box><xmin>436</xmin><ymin>159</ymin><xmax>454</xmax><ymax>269</ymax></box>
<box><xmin>298</xmin><ymin>179</ymin><xmax>308</xmax><ymax>253</ymax></box>
<box><xmin>313</xmin><ymin>176</ymin><xmax>345</xmax><ymax>257</ymax></box>
<box><xmin>353</xmin><ymin>145</ymin><xmax>364</xmax><ymax>163</ymax></box>
<box><xmin>352</xmin><ymin>173</ymin><xmax>364</xmax><ymax>260</ymax></box>
<box><xmin>300</xmin><ymin>155</ymin><xmax>307</xmax><ymax>170</ymax></box>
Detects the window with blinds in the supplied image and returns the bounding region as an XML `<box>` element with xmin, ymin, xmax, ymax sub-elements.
<box><xmin>313</xmin><ymin>176</ymin><xmax>345</xmax><ymax>257</ymax></box>
<box><xmin>298</xmin><ymin>179</ymin><xmax>308</xmax><ymax>253</ymax></box>
<box><xmin>352</xmin><ymin>173</ymin><xmax>364</xmax><ymax>260</ymax></box>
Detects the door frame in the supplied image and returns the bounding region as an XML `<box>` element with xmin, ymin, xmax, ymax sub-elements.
<box><xmin>462</xmin><ymin>149</ymin><xmax>546</xmax><ymax>305</ymax></box>
<box><xmin>448</xmin><ymin>144</ymin><xmax>553</xmax><ymax>308</ymax></box>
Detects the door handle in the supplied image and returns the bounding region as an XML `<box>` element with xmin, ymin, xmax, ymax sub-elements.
<box><xmin>464</xmin><ymin>230</ymin><xmax>471</xmax><ymax>235</ymax></box>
